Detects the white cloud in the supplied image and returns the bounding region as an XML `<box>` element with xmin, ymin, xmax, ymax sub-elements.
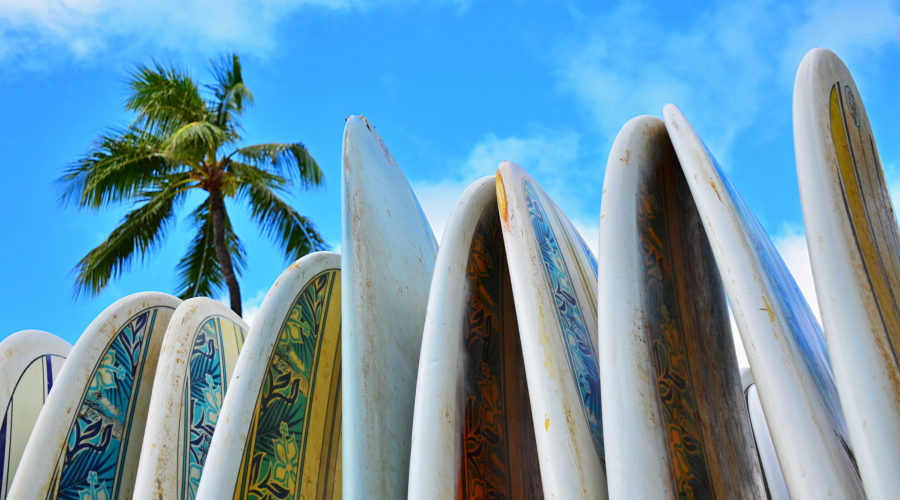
<box><xmin>557</xmin><ymin>0</ymin><xmax>900</xmax><ymax>162</ymax></box>
<box><xmin>0</xmin><ymin>0</ymin><xmax>468</xmax><ymax>65</ymax></box>
<box><xmin>780</xmin><ymin>0</ymin><xmax>900</xmax><ymax>79</ymax></box>
<box><xmin>0</xmin><ymin>0</ymin><xmax>325</xmax><ymax>62</ymax></box>
<box><xmin>239</xmin><ymin>287</ymin><xmax>268</xmax><ymax>327</ymax></box>
<box><xmin>412</xmin><ymin>129</ymin><xmax>585</xmax><ymax>242</ymax></box>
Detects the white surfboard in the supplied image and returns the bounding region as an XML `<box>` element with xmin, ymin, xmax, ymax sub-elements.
<box><xmin>133</xmin><ymin>298</ymin><xmax>248</xmax><ymax>500</ymax></box>
<box><xmin>740</xmin><ymin>368</ymin><xmax>789</xmax><ymax>500</ymax></box>
<box><xmin>408</xmin><ymin>176</ymin><xmax>542</xmax><ymax>499</ymax></box>
<box><xmin>8</xmin><ymin>292</ymin><xmax>179</xmax><ymax>500</ymax></box>
<box><xmin>663</xmin><ymin>103</ymin><xmax>864</xmax><ymax>499</ymax></box>
<box><xmin>599</xmin><ymin>115</ymin><xmax>764</xmax><ymax>499</ymax></box>
<box><xmin>341</xmin><ymin>116</ymin><xmax>437</xmax><ymax>498</ymax></box>
<box><xmin>0</xmin><ymin>330</ymin><xmax>70</xmax><ymax>500</ymax></box>
<box><xmin>196</xmin><ymin>252</ymin><xmax>341</xmax><ymax>500</ymax></box>
<box><xmin>496</xmin><ymin>161</ymin><xmax>606</xmax><ymax>499</ymax></box>
<box><xmin>793</xmin><ymin>47</ymin><xmax>900</xmax><ymax>500</ymax></box>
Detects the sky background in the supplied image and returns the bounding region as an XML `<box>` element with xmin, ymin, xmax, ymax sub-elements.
<box><xmin>1</xmin><ymin>0</ymin><xmax>899</xmax><ymax>359</ymax></box>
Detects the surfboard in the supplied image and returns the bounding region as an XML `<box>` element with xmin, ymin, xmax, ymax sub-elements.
<box><xmin>408</xmin><ymin>176</ymin><xmax>542</xmax><ymax>499</ymax></box>
<box><xmin>598</xmin><ymin>115</ymin><xmax>764</xmax><ymax>499</ymax></box>
<box><xmin>663</xmin><ymin>103</ymin><xmax>864</xmax><ymax>499</ymax></box>
<box><xmin>740</xmin><ymin>368</ymin><xmax>789</xmax><ymax>500</ymax></box>
<box><xmin>0</xmin><ymin>330</ymin><xmax>71</xmax><ymax>500</ymax></box>
<box><xmin>8</xmin><ymin>292</ymin><xmax>179</xmax><ymax>499</ymax></box>
<box><xmin>341</xmin><ymin>116</ymin><xmax>437</xmax><ymax>498</ymax></box>
<box><xmin>133</xmin><ymin>297</ymin><xmax>248</xmax><ymax>500</ymax></box>
<box><xmin>793</xmin><ymin>47</ymin><xmax>900</xmax><ymax>500</ymax></box>
<box><xmin>495</xmin><ymin>161</ymin><xmax>606</xmax><ymax>499</ymax></box>
<box><xmin>195</xmin><ymin>252</ymin><xmax>341</xmax><ymax>500</ymax></box>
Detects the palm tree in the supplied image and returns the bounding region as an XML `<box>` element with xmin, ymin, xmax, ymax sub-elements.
<box><xmin>60</xmin><ymin>53</ymin><xmax>325</xmax><ymax>316</ymax></box>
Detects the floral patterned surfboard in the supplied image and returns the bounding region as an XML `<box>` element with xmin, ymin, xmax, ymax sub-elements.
<box><xmin>8</xmin><ymin>292</ymin><xmax>179</xmax><ymax>499</ymax></box>
<box><xmin>598</xmin><ymin>115</ymin><xmax>765</xmax><ymax>499</ymax></box>
<box><xmin>196</xmin><ymin>252</ymin><xmax>341</xmax><ymax>500</ymax></box>
<box><xmin>409</xmin><ymin>177</ymin><xmax>542</xmax><ymax>499</ymax></box>
<box><xmin>134</xmin><ymin>298</ymin><xmax>248</xmax><ymax>499</ymax></box>
<box><xmin>495</xmin><ymin>162</ymin><xmax>606</xmax><ymax>499</ymax></box>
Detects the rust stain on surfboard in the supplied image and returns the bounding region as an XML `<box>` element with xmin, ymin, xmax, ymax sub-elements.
<box><xmin>709</xmin><ymin>180</ymin><xmax>723</xmax><ymax>202</ymax></box>
<box><xmin>760</xmin><ymin>296</ymin><xmax>776</xmax><ymax>325</ymax></box>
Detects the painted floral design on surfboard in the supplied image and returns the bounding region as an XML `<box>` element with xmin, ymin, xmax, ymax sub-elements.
<box><xmin>637</xmin><ymin>158</ymin><xmax>713</xmax><ymax>497</ymax></box>
<box><xmin>232</xmin><ymin>270</ymin><xmax>341</xmax><ymax>500</ymax></box>
<box><xmin>461</xmin><ymin>205</ymin><xmax>542</xmax><ymax>500</ymax></box>
<box><xmin>181</xmin><ymin>317</ymin><xmax>246</xmax><ymax>499</ymax></box>
<box><xmin>702</xmin><ymin>142</ymin><xmax>849</xmax><ymax>443</ymax></box>
<box><xmin>1</xmin><ymin>354</ymin><xmax>64</xmax><ymax>500</ymax></box>
<box><xmin>48</xmin><ymin>309</ymin><xmax>163</xmax><ymax>500</ymax></box>
<box><xmin>523</xmin><ymin>180</ymin><xmax>604</xmax><ymax>464</ymax></box>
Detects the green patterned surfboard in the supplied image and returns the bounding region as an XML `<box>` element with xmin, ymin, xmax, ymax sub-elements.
<box><xmin>196</xmin><ymin>252</ymin><xmax>341</xmax><ymax>500</ymax></box>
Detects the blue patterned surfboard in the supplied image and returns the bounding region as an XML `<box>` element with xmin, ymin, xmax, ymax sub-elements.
<box><xmin>8</xmin><ymin>292</ymin><xmax>179</xmax><ymax>500</ymax></box>
<box><xmin>134</xmin><ymin>298</ymin><xmax>247</xmax><ymax>500</ymax></box>
<box><xmin>495</xmin><ymin>162</ymin><xmax>606</xmax><ymax>499</ymax></box>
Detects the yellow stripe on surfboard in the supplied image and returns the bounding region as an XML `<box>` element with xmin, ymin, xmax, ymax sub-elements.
<box><xmin>830</xmin><ymin>84</ymin><xmax>900</xmax><ymax>374</ymax></box>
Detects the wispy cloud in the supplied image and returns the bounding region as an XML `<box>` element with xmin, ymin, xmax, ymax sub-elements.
<box><xmin>557</xmin><ymin>0</ymin><xmax>900</xmax><ymax>162</ymax></box>
<box><xmin>0</xmin><ymin>0</ymin><xmax>468</xmax><ymax>67</ymax></box>
<box><xmin>412</xmin><ymin>128</ymin><xmax>587</xmax><ymax>241</ymax></box>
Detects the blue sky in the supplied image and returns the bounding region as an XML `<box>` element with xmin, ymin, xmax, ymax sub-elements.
<box><xmin>1</xmin><ymin>0</ymin><xmax>898</xmax><ymax>345</ymax></box>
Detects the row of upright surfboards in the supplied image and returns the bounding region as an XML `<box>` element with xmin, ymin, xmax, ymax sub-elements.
<box><xmin>1</xmin><ymin>47</ymin><xmax>897</xmax><ymax>499</ymax></box>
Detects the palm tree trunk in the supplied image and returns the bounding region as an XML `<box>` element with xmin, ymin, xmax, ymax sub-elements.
<box><xmin>209</xmin><ymin>189</ymin><xmax>242</xmax><ymax>316</ymax></box>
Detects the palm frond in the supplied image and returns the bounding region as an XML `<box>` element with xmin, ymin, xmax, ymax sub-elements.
<box><xmin>235</xmin><ymin>169</ymin><xmax>326</xmax><ymax>262</ymax></box>
<box><xmin>162</xmin><ymin>121</ymin><xmax>226</xmax><ymax>163</ymax></box>
<box><xmin>230</xmin><ymin>142</ymin><xmax>323</xmax><ymax>188</ymax></box>
<box><xmin>59</xmin><ymin>129</ymin><xmax>175</xmax><ymax>209</ymax></box>
<box><xmin>72</xmin><ymin>173</ymin><xmax>190</xmax><ymax>296</ymax></box>
<box><xmin>127</xmin><ymin>61</ymin><xmax>206</xmax><ymax>135</ymax></box>
<box><xmin>208</xmin><ymin>53</ymin><xmax>254</xmax><ymax>130</ymax></box>
<box><xmin>174</xmin><ymin>198</ymin><xmax>246</xmax><ymax>299</ymax></box>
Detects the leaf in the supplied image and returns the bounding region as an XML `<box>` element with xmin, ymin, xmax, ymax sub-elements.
<box><xmin>232</xmin><ymin>162</ymin><xmax>326</xmax><ymax>262</ymax></box>
<box><xmin>59</xmin><ymin>129</ymin><xmax>175</xmax><ymax>209</ymax></box>
<box><xmin>72</xmin><ymin>173</ymin><xmax>190</xmax><ymax>296</ymax></box>
<box><xmin>230</xmin><ymin>143</ymin><xmax>323</xmax><ymax>188</ymax></box>
<box><xmin>127</xmin><ymin>61</ymin><xmax>207</xmax><ymax>136</ymax></box>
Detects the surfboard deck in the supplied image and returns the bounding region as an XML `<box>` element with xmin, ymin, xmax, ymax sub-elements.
<box><xmin>196</xmin><ymin>252</ymin><xmax>341</xmax><ymax>500</ymax></box>
<box><xmin>663</xmin><ymin>103</ymin><xmax>864</xmax><ymax>499</ymax></box>
<box><xmin>409</xmin><ymin>176</ymin><xmax>542</xmax><ymax>499</ymax></box>
<box><xmin>794</xmin><ymin>47</ymin><xmax>900</xmax><ymax>500</ymax></box>
<box><xmin>0</xmin><ymin>330</ymin><xmax>71</xmax><ymax>500</ymax></box>
<box><xmin>599</xmin><ymin>115</ymin><xmax>764</xmax><ymax>499</ymax></box>
<box><xmin>8</xmin><ymin>292</ymin><xmax>179</xmax><ymax>500</ymax></box>
<box><xmin>341</xmin><ymin>116</ymin><xmax>437</xmax><ymax>499</ymax></box>
<box><xmin>134</xmin><ymin>298</ymin><xmax>248</xmax><ymax>500</ymax></box>
<box><xmin>495</xmin><ymin>162</ymin><xmax>606</xmax><ymax>499</ymax></box>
